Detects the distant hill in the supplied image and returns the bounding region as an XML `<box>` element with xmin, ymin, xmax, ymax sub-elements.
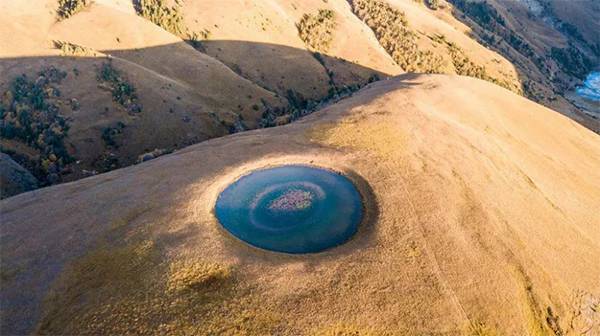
<box><xmin>0</xmin><ymin>0</ymin><xmax>597</xmax><ymax>195</ymax></box>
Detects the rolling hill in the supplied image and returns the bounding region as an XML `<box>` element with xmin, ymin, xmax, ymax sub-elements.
<box><xmin>6</xmin><ymin>0</ymin><xmax>597</xmax><ymax>197</ymax></box>
<box><xmin>1</xmin><ymin>74</ymin><xmax>599</xmax><ymax>335</ymax></box>
<box><xmin>1</xmin><ymin>2</ymin><xmax>599</xmax><ymax>333</ymax></box>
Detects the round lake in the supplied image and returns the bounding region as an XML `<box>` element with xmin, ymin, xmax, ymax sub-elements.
<box><xmin>215</xmin><ymin>165</ymin><xmax>363</xmax><ymax>253</ymax></box>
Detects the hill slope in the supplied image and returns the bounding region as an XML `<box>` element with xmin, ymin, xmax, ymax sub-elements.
<box><xmin>446</xmin><ymin>0</ymin><xmax>599</xmax><ymax>125</ymax></box>
<box><xmin>2</xmin><ymin>75</ymin><xmax>599</xmax><ymax>335</ymax></box>
<box><xmin>2</xmin><ymin>0</ymin><xmax>543</xmax><ymax>194</ymax></box>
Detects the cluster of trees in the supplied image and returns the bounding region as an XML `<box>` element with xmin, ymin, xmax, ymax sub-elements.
<box><xmin>97</xmin><ymin>62</ymin><xmax>142</xmax><ymax>114</ymax></box>
<box><xmin>133</xmin><ymin>0</ymin><xmax>210</xmax><ymax>51</ymax></box>
<box><xmin>57</xmin><ymin>0</ymin><xmax>89</xmax><ymax>19</ymax></box>
<box><xmin>450</xmin><ymin>0</ymin><xmax>505</xmax><ymax>26</ymax></box>
<box><xmin>259</xmin><ymin>75</ymin><xmax>379</xmax><ymax>128</ymax></box>
<box><xmin>446</xmin><ymin>41</ymin><xmax>487</xmax><ymax>78</ymax></box>
<box><xmin>297</xmin><ymin>9</ymin><xmax>337</xmax><ymax>53</ymax></box>
<box><xmin>0</xmin><ymin>67</ymin><xmax>73</xmax><ymax>185</ymax></box>
<box><xmin>133</xmin><ymin>0</ymin><xmax>186</xmax><ymax>36</ymax></box>
<box><xmin>551</xmin><ymin>45</ymin><xmax>593</xmax><ymax>79</ymax></box>
<box><xmin>435</xmin><ymin>35</ymin><xmax>516</xmax><ymax>93</ymax></box>
<box><xmin>351</xmin><ymin>0</ymin><xmax>443</xmax><ymax>73</ymax></box>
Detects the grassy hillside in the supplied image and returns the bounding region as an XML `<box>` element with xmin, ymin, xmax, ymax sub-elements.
<box><xmin>445</xmin><ymin>0</ymin><xmax>599</xmax><ymax>129</ymax></box>
<box><xmin>1</xmin><ymin>0</ymin><xmax>597</xmax><ymax>196</ymax></box>
<box><xmin>2</xmin><ymin>75</ymin><xmax>599</xmax><ymax>335</ymax></box>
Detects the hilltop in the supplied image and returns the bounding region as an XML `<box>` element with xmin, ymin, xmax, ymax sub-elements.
<box><xmin>2</xmin><ymin>75</ymin><xmax>599</xmax><ymax>335</ymax></box>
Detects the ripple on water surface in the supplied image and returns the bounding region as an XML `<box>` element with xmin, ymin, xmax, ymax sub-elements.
<box><xmin>215</xmin><ymin>165</ymin><xmax>363</xmax><ymax>253</ymax></box>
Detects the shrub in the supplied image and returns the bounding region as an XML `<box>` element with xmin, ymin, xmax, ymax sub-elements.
<box><xmin>425</xmin><ymin>0</ymin><xmax>440</xmax><ymax>10</ymax></box>
<box><xmin>188</xmin><ymin>29</ymin><xmax>211</xmax><ymax>50</ymax></box>
<box><xmin>57</xmin><ymin>0</ymin><xmax>90</xmax><ymax>19</ymax></box>
<box><xmin>101</xmin><ymin>122</ymin><xmax>126</xmax><ymax>148</ymax></box>
<box><xmin>97</xmin><ymin>62</ymin><xmax>142</xmax><ymax>113</ymax></box>
<box><xmin>351</xmin><ymin>0</ymin><xmax>442</xmax><ymax>73</ymax></box>
<box><xmin>297</xmin><ymin>9</ymin><xmax>337</xmax><ymax>52</ymax></box>
<box><xmin>53</xmin><ymin>40</ymin><xmax>96</xmax><ymax>57</ymax></box>
<box><xmin>446</xmin><ymin>41</ymin><xmax>488</xmax><ymax>78</ymax></box>
<box><xmin>133</xmin><ymin>0</ymin><xmax>186</xmax><ymax>36</ymax></box>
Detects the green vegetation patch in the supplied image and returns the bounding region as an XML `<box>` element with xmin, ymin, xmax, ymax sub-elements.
<box><xmin>95</xmin><ymin>61</ymin><xmax>139</xmax><ymax>172</ymax></box>
<box><xmin>297</xmin><ymin>9</ymin><xmax>337</xmax><ymax>52</ymax></box>
<box><xmin>101</xmin><ymin>122</ymin><xmax>125</xmax><ymax>148</ymax></box>
<box><xmin>550</xmin><ymin>45</ymin><xmax>593</xmax><ymax>79</ymax></box>
<box><xmin>57</xmin><ymin>0</ymin><xmax>90</xmax><ymax>20</ymax></box>
<box><xmin>96</xmin><ymin>62</ymin><xmax>142</xmax><ymax>114</ymax></box>
<box><xmin>0</xmin><ymin>67</ymin><xmax>73</xmax><ymax>185</ymax></box>
<box><xmin>351</xmin><ymin>0</ymin><xmax>442</xmax><ymax>73</ymax></box>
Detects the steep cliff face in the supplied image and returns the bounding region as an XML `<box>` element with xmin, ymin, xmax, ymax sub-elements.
<box><xmin>2</xmin><ymin>75</ymin><xmax>599</xmax><ymax>335</ymax></box>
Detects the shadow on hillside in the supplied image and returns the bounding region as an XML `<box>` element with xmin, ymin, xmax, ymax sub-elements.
<box><xmin>0</xmin><ymin>40</ymin><xmax>415</xmax><ymax>335</ymax></box>
<box><xmin>194</xmin><ymin>39</ymin><xmax>390</xmax><ymax>93</ymax></box>
<box><xmin>103</xmin><ymin>39</ymin><xmax>392</xmax><ymax>102</ymax></box>
<box><xmin>0</xmin><ymin>40</ymin><xmax>393</xmax><ymax>198</ymax></box>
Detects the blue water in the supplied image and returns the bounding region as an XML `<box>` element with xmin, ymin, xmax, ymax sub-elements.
<box><xmin>215</xmin><ymin>165</ymin><xmax>363</xmax><ymax>253</ymax></box>
<box><xmin>576</xmin><ymin>71</ymin><xmax>600</xmax><ymax>102</ymax></box>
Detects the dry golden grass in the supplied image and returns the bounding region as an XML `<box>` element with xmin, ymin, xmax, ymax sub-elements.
<box><xmin>167</xmin><ymin>260</ymin><xmax>231</xmax><ymax>292</ymax></box>
<box><xmin>351</xmin><ymin>0</ymin><xmax>442</xmax><ymax>73</ymax></box>
<box><xmin>35</xmin><ymin>236</ymin><xmax>279</xmax><ymax>335</ymax></box>
<box><xmin>309</xmin><ymin>116</ymin><xmax>405</xmax><ymax>157</ymax></box>
<box><xmin>297</xmin><ymin>9</ymin><xmax>337</xmax><ymax>52</ymax></box>
<box><xmin>4</xmin><ymin>68</ymin><xmax>599</xmax><ymax>336</ymax></box>
<box><xmin>468</xmin><ymin>321</ymin><xmax>499</xmax><ymax>336</ymax></box>
<box><xmin>313</xmin><ymin>323</ymin><xmax>382</xmax><ymax>336</ymax></box>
